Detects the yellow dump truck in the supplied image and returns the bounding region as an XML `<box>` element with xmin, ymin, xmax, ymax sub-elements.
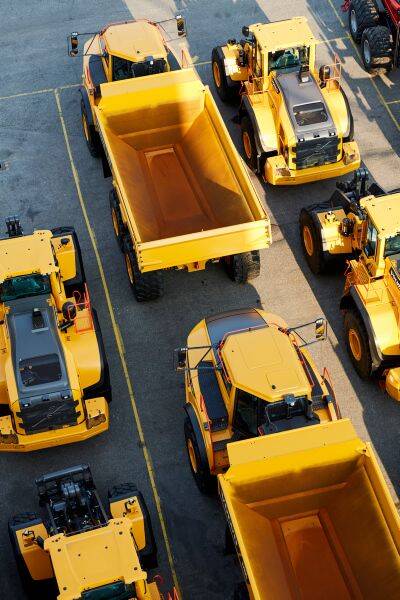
<box><xmin>219</xmin><ymin>419</ymin><xmax>400</xmax><ymax>599</ymax></box>
<box><xmin>94</xmin><ymin>68</ymin><xmax>271</xmax><ymax>300</ymax></box>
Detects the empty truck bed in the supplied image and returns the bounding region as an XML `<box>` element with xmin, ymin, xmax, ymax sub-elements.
<box><xmin>219</xmin><ymin>420</ymin><xmax>400</xmax><ymax>600</ymax></box>
<box><xmin>95</xmin><ymin>69</ymin><xmax>266</xmax><ymax>244</ymax></box>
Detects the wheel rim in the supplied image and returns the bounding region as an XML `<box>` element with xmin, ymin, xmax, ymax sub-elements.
<box><xmin>303</xmin><ymin>225</ymin><xmax>314</xmax><ymax>256</ymax></box>
<box><xmin>111</xmin><ymin>207</ymin><xmax>119</xmax><ymax>238</ymax></box>
<box><xmin>82</xmin><ymin>112</ymin><xmax>90</xmax><ymax>142</ymax></box>
<box><xmin>125</xmin><ymin>253</ymin><xmax>134</xmax><ymax>284</ymax></box>
<box><xmin>187</xmin><ymin>438</ymin><xmax>198</xmax><ymax>473</ymax></box>
<box><xmin>350</xmin><ymin>10</ymin><xmax>357</xmax><ymax>34</ymax></box>
<box><xmin>363</xmin><ymin>39</ymin><xmax>371</xmax><ymax>64</ymax></box>
<box><xmin>213</xmin><ymin>61</ymin><xmax>221</xmax><ymax>88</ymax></box>
<box><xmin>349</xmin><ymin>328</ymin><xmax>362</xmax><ymax>361</ymax></box>
<box><xmin>242</xmin><ymin>131</ymin><xmax>252</xmax><ymax>159</ymax></box>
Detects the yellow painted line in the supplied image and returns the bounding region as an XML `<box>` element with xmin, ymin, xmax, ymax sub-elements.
<box><xmin>326</xmin><ymin>0</ymin><xmax>400</xmax><ymax>132</ymax></box>
<box><xmin>386</xmin><ymin>99</ymin><xmax>400</xmax><ymax>105</ymax></box>
<box><xmin>53</xmin><ymin>89</ymin><xmax>181</xmax><ymax>595</ymax></box>
<box><xmin>0</xmin><ymin>83</ymin><xmax>80</xmax><ymax>102</ymax></box>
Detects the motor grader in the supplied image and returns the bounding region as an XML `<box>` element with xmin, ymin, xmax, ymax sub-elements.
<box><xmin>9</xmin><ymin>464</ymin><xmax>178</xmax><ymax>599</ymax></box>
<box><xmin>68</xmin><ymin>16</ymin><xmax>186</xmax><ymax>157</ymax></box>
<box><xmin>211</xmin><ymin>16</ymin><xmax>361</xmax><ymax>185</ymax></box>
<box><xmin>0</xmin><ymin>218</ymin><xmax>110</xmax><ymax>451</ymax></box>
<box><xmin>175</xmin><ymin>307</ymin><xmax>340</xmax><ymax>493</ymax></box>
<box><xmin>300</xmin><ymin>169</ymin><xmax>400</xmax><ymax>400</ymax></box>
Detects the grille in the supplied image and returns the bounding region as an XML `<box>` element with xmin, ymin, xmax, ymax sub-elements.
<box><xmin>18</xmin><ymin>390</ymin><xmax>78</xmax><ymax>434</ymax></box>
<box><xmin>295</xmin><ymin>136</ymin><xmax>339</xmax><ymax>170</ymax></box>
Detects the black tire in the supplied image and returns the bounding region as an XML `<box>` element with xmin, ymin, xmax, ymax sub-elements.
<box><xmin>81</xmin><ymin>99</ymin><xmax>101</xmax><ymax>157</ymax></box>
<box><xmin>184</xmin><ymin>417</ymin><xmax>214</xmax><ymax>494</ymax></box>
<box><xmin>341</xmin><ymin>88</ymin><xmax>354</xmax><ymax>143</ymax></box>
<box><xmin>211</xmin><ymin>47</ymin><xmax>240</xmax><ymax>102</ymax></box>
<box><xmin>123</xmin><ymin>237</ymin><xmax>164</xmax><ymax>302</ymax></box>
<box><xmin>85</xmin><ymin>307</ymin><xmax>112</xmax><ymax>403</ymax></box>
<box><xmin>225</xmin><ymin>251</ymin><xmax>260</xmax><ymax>283</ymax></box>
<box><xmin>240</xmin><ymin>116</ymin><xmax>258</xmax><ymax>171</ymax></box>
<box><xmin>109</xmin><ymin>189</ymin><xmax>125</xmax><ymax>252</ymax></box>
<box><xmin>51</xmin><ymin>226</ymin><xmax>86</xmax><ymax>297</ymax></box>
<box><xmin>361</xmin><ymin>26</ymin><xmax>393</xmax><ymax>73</ymax></box>
<box><xmin>348</xmin><ymin>0</ymin><xmax>379</xmax><ymax>43</ymax></box>
<box><xmin>108</xmin><ymin>483</ymin><xmax>158</xmax><ymax>570</ymax></box>
<box><xmin>9</xmin><ymin>514</ymin><xmax>57</xmax><ymax>599</ymax></box>
<box><xmin>299</xmin><ymin>209</ymin><xmax>328</xmax><ymax>275</ymax></box>
<box><xmin>233</xmin><ymin>582</ymin><xmax>250</xmax><ymax>600</ymax></box>
<box><xmin>344</xmin><ymin>309</ymin><xmax>372</xmax><ymax>378</ymax></box>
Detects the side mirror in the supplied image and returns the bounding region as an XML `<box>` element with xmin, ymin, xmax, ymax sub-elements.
<box><xmin>242</xmin><ymin>25</ymin><xmax>250</xmax><ymax>38</ymax></box>
<box><xmin>68</xmin><ymin>33</ymin><xmax>79</xmax><ymax>57</ymax></box>
<box><xmin>176</xmin><ymin>15</ymin><xmax>187</xmax><ymax>37</ymax></box>
<box><xmin>174</xmin><ymin>348</ymin><xmax>187</xmax><ymax>371</ymax></box>
<box><xmin>315</xmin><ymin>318</ymin><xmax>327</xmax><ymax>341</ymax></box>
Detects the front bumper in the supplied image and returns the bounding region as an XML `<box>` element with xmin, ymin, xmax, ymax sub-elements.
<box><xmin>264</xmin><ymin>141</ymin><xmax>360</xmax><ymax>186</ymax></box>
<box><xmin>0</xmin><ymin>397</ymin><xmax>109</xmax><ymax>452</ymax></box>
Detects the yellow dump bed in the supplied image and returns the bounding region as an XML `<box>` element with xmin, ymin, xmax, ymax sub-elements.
<box><xmin>219</xmin><ymin>420</ymin><xmax>400</xmax><ymax>600</ymax></box>
<box><xmin>94</xmin><ymin>69</ymin><xmax>271</xmax><ymax>272</ymax></box>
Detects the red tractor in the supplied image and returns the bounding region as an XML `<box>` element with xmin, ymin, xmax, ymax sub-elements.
<box><xmin>342</xmin><ymin>0</ymin><xmax>399</xmax><ymax>72</ymax></box>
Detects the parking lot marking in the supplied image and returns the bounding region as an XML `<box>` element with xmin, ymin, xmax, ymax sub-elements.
<box><xmin>0</xmin><ymin>83</ymin><xmax>79</xmax><ymax>102</ymax></box>
<box><xmin>53</xmin><ymin>89</ymin><xmax>181</xmax><ymax>595</ymax></box>
<box><xmin>326</xmin><ymin>0</ymin><xmax>400</xmax><ymax>132</ymax></box>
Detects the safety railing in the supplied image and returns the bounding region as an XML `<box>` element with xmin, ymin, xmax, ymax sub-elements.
<box><xmin>73</xmin><ymin>284</ymin><xmax>94</xmax><ymax>333</ymax></box>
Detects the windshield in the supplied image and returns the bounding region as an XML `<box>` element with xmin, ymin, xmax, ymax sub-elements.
<box><xmin>0</xmin><ymin>274</ymin><xmax>51</xmax><ymax>302</ymax></box>
<box><xmin>19</xmin><ymin>354</ymin><xmax>62</xmax><ymax>387</ymax></box>
<box><xmin>269</xmin><ymin>46</ymin><xmax>309</xmax><ymax>72</ymax></box>
<box><xmin>82</xmin><ymin>582</ymin><xmax>135</xmax><ymax>600</ymax></box>
<box><xmin>384</xmin><ymin>233</ymin><xmax>400</xmax><ymax>257</ymax></box>
<box><xmin>113</xmin><ymin>55</ymin><xmax>167</xmax><ymax>80</ymax></box>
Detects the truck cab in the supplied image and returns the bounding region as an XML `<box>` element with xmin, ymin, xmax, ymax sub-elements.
<box><xmin>176</xmin><ymin>307</ymin><xmax>339</xmax><ymax>493</ymax></box>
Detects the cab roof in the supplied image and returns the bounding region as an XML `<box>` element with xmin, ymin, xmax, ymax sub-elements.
<box><xmin>220</xmin><ymin>325</ymin><xmax>311</xmax><ymax>402</ymax></box>
<box><xmin>249</xmin><ymin>17</ymin><xmax>316</xmax><ymax>52</ymax></box>
<box><xmin>362</xmin><ymin>192</ymin><xmax>400</xmax><ymax>238</ymax></box>
<box><xmin>0</xmin><ymin>230</ymin><xmax>57</xmax><ymax>282</ymax></box>
<box><xmin>102</xmin><ymin>20</ymin><xmax>167</xmax><ymax>62</ymax></box>
<box><xmin>45</xmin><ymin>519</ymin><xmax>146</xmax><ymax>600</ymax></box>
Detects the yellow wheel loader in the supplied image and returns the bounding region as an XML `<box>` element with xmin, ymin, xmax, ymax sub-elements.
<box><xmin>175</xmin><ymin>307</ymin><xmax>339</xmax><ymax>493</ymax></box>
<box><xmin>9</xmin><ymin>464</ymin><xmax>178</xmax><ymax>599</ymax></box>
<box><xmin>300</xmin><ymin>168</ymin><xmax>400</xmax><ymax>400</ymax></box>
<box><xmin>68</xmin><ymin>16</ymin><xmax>186</xmax><ymax>157</ymax></box>
<box><xmin>211</xmin><ymin>17</ymin><xmax>361</xmax><ymax>185</ymax></box>
<box><xmin>0</xmin><ymin>218</ymin><xmax>110</xmax><ymax>451</ymax></box>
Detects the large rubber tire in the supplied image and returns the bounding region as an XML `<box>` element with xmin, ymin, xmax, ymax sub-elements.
<box><xmin>299</xmin><ymin>209</ymin><xmax>328</xmax><ymax>275</ymax></box>
<box><xmin>123</xmin><ymin>237</ymin><xmax>164</xmax><ymax>302</ymax></box>
<box><xmin>109</xmin><ymin>189</ymin><xmax>125</xmax><ymax>252</ymax></box>
<box><xmin>225</xmin><ymin>251</ymin><xmax>261</xmax><ymax>283</ymax></box>
<box><xmin>233</xmin><ymin>582</ymin><xmax>250</xmax><ymax>600</ymax></box>
<box><xmin>361</xmin><ymin>26</ymin><xmax>393</xmax><ymax>73</ymax></box>
<box><xmin>348</xmin><ymin>0</ymin><xmax>379</xmax><ymax>43</ymax></box>
<box><xmin>344</xmin><ymin>309</ymin><xmax>372</xmax><ymax>378</ymax></box>
<box><xmin>240</xmin><ymin>116</ymin><xmax>258</xmax><ymax>171</ymax></box>
<box><xmin>211</xmin><ymin>47</ymin><xmax>240</xmax><ymax>102</ymax></box>
<box><xmin>184</xmin><ymin>417</ymin><xmax>214</xmax><ymax>495</ymax></box>
<box><xmin>108</xmin><ymin>483</ymin><xmax>158</xmax><ymax>570</ymax></box>
<box><xmin>81</xmin><ymin>99</ymin><xmax>101</xmax><ymax>157</ymax></box>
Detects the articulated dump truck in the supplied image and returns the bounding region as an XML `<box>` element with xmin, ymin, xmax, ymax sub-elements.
<box><xmin>95</xmin><ymin>69</ymin><xmax>271</xmax><ymax>300</ymax></box>
<box><xmin>219</xmin><ymin>419</ymin><xmax>400</xmax><ymax>600</ymax></box>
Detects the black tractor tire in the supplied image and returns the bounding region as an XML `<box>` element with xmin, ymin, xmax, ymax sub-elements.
<box><xmin>9</xmin><ymin>514</ymin><xmax>56</xmax><ymax>600</ymax></box>
<box><xmin>108</xmin><ymin>483</ymin><xmax>158</xmax><ymax>570</ymax></box>
<box><xmin>81</xmin><ymin>99</ymin><xmax>101</xmax><ymax>157</ymax></box>
<box><xmin>87</xmin><ymin>308</ymin><xmax>112</xmax><ymax>403</ymax></box>
<box><xmin>233</xmin><ymin>582</ymin><xmax>250</xmax><ymax>600</ymax></box>
<box><xmin>348</xmin><ymin>0</ymin><xmax>379</xmax><ymax>43</ymax></box>
<box><xmin>361</xmin><ymin>26</ymin><xmax>393</xmax><ymax>73</ymax></box>
<box><xmin>344</xmin><ymin>309</ymin><xmax>372</xmax><ymax>378</ymax></box>
<box><xmin>51</xmin><ymin>226</ymin><xmax>86</xmax><ymax>297</ymax></box>
<box><xmin>123</xmin><ymin>237</ymin><xmax>164</xmax><ymax>302</ymax></box>
<box><xmin>341</xmin><ymin>88</ymin><xmax>354</xmax><ymax>143</ymax></box>
<box><xmin>109</xmin><ymin>189</ymin><xmax>125</xmax><ymax>252</ymax></box>
<box><xmin>225</xmin><ymin>251</ymin><xmax>261</xmax><ymax>283</ymax></box>
<box><xmin>211</xmin><ymin>47</ymin><xmax>240</xmax><ymax>102</ymax></box>
<box><xmin>240</xmin><ymin>116</ymin><xmax>258</xmax><ymax>171</ymax></box>
<box><xmin>299</xmin><ymin>209</ymin><xmax>328</xmax><ymax>275</ymax></box>
<box><xmin>184</xmin><ymin>417</ymin><xmax>215</xmax><ymax>495</ymax></box>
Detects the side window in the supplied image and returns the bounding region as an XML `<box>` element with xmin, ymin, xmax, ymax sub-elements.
<box><xmin>113</xmin><ymin>56</ymin><xmax>133</xmax><ymax>81</ymax></box>
<box><xmin>255</xmin><ymin>43</ymin><xmax>263</xmax><ymax>78</ymax></box>
<box><xmin>233</xmin><ymin>389</ymin><xmax>260</xmax><ymax>436</ymax></box>
<box><xmin>365</xmin><ymin>222</ymin><xmax>378</xmax><ymax>258</ymax></box>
